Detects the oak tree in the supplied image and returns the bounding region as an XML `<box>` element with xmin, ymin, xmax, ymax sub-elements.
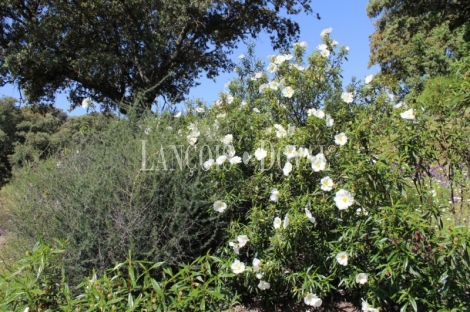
<box><xmin>1</xmin><ymin>0</ymin><xmax>314</xmax><ymax>113</ymax></box>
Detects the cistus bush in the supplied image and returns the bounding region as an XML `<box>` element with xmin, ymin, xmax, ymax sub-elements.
<box><xmin>3</xmin><ymin>110</ymin><xmax>226</xmax><ymax>285</ymax></box>
<box><xmin>195</xmin><ymin>34</ymin><xmax>470</xmax><ymax>311</ymax></box>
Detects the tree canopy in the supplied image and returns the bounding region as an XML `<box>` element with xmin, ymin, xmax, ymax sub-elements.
<box><xmin>367</xmin><ymin>0</ymin><xmax>470</xmax><ymax>92</ymax></box>
<box><xmin>1</xmin><ymin>0</ymin><xmax>314</xmax><ymax>113</ymax></box>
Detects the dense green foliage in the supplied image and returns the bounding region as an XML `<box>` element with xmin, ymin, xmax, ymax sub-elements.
<box><xmin>0</xmin><ymin>97</ymin><xmax>114</xmax><ymax>186</ymax></box>
<box><xmin>0</xmin><ymin>97</ymin><xmax>20</xmax><ymax>185</ymax></box>
<box><xmin>0</xmin><ymin>0</ymin><xmax>315</xmax><ymax>113</ymax></box>
<box><xmin>199</xmin><ymin>40</ymin><xmax>470</xmax><ymax>311</ymax></box>
<box><xmin>3</xmin><ymin>111</ymin><xmax>226</xmax><ymax>284</ymax></box>
<box><xmin>1</xmin><ymin>2</ymin><xmax>470</xmax><ymax>310</ymax></box>
<box><xmin>0</xmin><ymin>240</ymin><xmax>237</xmax><ymax>311</ymax></box>
<box><xmin>367</xmin><ymin>0</ymin><xmax>470</xmax><ymax>92</ymax></box>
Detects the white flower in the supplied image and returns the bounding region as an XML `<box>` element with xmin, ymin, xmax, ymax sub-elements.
<box><xmin>216</xmin><ymin>113</ymin><xmax>226</xmax><ymax>118</ymax></box>
<box><xmin>365</xmin><ymin>74</ymin><xmax>374</xmax><ymax>84</ymax></box>
<box><xmin>304</xmin><ymin>293</ymin><xmax>322</xmax><ymax>307</ymax></box>
<box><xmin>231</xmin><ymin>259</ymin><xmax>245</xmax><ymax>274</ymax></box>
<box><xmin>255</xmin><ymin>72</ymin><xmax>263</xmax><ymax>79</ymax></box>
<box><xmin>82</xmin><ymin>97</ymin><xmax>91</xmax><ymax>108</ymax></box>
<box><xmin>221</xmin><ymin>134</ymin><xmax>233</xmax><ymax>145</ymax></box>
<box><xmin>253</xmin><ymin>108</ymin><xmax>260</xmax><ymax>113</ymax></box>
<box><xmin>336</xmin><ymin>251</ymin><xmax>348</xmax><ymax>266</ymax></box>
<box><xmin>267</xmin><ymin>63</ymin><xmax>278</xmax><ymax>73</ymax></box>
<box><xmin>283</xmin><ymin>53</ymin><xmax>293</xmax><ymax>60</ymax></box>
<box><xmin>326</xmin><ymin>114</ymin><xmax>334</xmax><ymax>127</ymax></box>
<box><xmin>316</xmin><ymin>109</ymin><xmax>325</xmax><ymax>119</ymax></box>
<box><xmin>238</xmin><ymin>54</ymin><xmax>245</xmax><ymax>59</ymax></box>
<box><xmin>187</xmin><ymin>135</ymin><xmax>198</xmax><ymax>146</ymax></box>
<box><xmin>240</xmin><ymin>100</ymin><xmax>247</xmax><ymax>107</ymax></box>
<box><xmin>356</xmin><ymin>273</ymin><xmax>368</xmax><ymax>284</ymax></box>
<box><xmin>334</xmin><ymin>189</ymin><xmax>354</xmax><ymax>210</ymax></box>
<box><xmin>144</xmin><ymin>127</ymin><xmax>151</xmax><ymax>135</ymax></box>
<box><xmin>320</xmin><ymin>27</ymin><xmax>333</xmax><ymax>37</ymax></box>
<box><xmin>281</xmin><ymin>86</ymin><xmax>294</xmax><ymax>98</ymax></box>
<box><xmin>400</xmin><ymin>108</ymin><xmax>415</xmax><ymax>120</ymax></box>
<box><xmin>216</xmin><ymin>155</ymin><xmax>227</xmax><ymax>165</ymax></box>
<box><xmin>195</xmin><ymin>106</ymin><xmax>205</xmax><ymax>113</ymax></box>
<box><xmin>284</xmin><ymin>145</ymin><xmax>297</xmax><ymax>160</ymax></box>
<box><xmin>283</xmin><ymin>162</ymin><xmax>293</xmax><ymax>176</ymax></box>
<box><xmin>341</xmin><ymin>92</ymin><xmax>354</xmax><ymax>103</ymax></box>
<box><xmin>203</xmin><ymin>159</ymin><xmax>215</xmax><ymax>170</ymax></box>
<box><xmin>274</xmin><ymin>124</ymin><xmax>288</xmax><ymax>138</ymax></box>
<box><xmin>331</xmin><ymin>39</ymin><xmax>339</xmax><ymax>47</ymax></box>
<box><xmin>254</xmin><ymin>148</ymin><xmax>267</xmax><ymax>160</ymax></box>
<box><xmin>269</xmin><ymin>80</ymin><xmax>280</xmax><ymax>90</ymax></box>
<box><xmin>283</xmin><ymin>214</ymin><xmax>289</xmax><ymax>229</ymax></box>
<box><xmin>317</xmin><ymin>43</ymin><xmax>328</xmax><ymax>51</ymax></box>
<box><xmin>320</xmin><ymin>49</ymin><xmax>330</xmax><ymax>57</ymax></box>
<box><xmin>189</xmin><ymin>127</ymin><xmax>200</xmax><ymax>137</ymax></box>
<box><xmin>256</xmin><ymin>273</ymin><xmax>264</xmax><ymax>279</ymax></box>
<box><xmin>270</xmin><ymin>188</ymin><xmax>280</xmax><ymax>202</ymax></box>
<box><xmin>311</xmin><ymin>153</ymin><xmax>327</xmax><ymax>172</ymax></box>
<box><xmin>274</xmin><ymin>55</ymin><xmax>286</xmax><ymax>64</ymax></box>
<box><xmin>356</xmin><ymin>208</ymin><xmax>369</xmax><ymax>216</ymax></box>
<box><xmin>213</xmin><ymin>200</ymin><xmax>227</xmax><ymax>213</ymax></box>
<box><xmin>394</xmin><ymin>101</ymin><xmax>403</xmax><ymax>109</ymax></box>
<box><xmin>229</xmin><ymin>242</ymin><xmax>240</xmax><ymax>254</ymax></box>
<box><xmin>226</xmin><ymin>145</ymin><xmax>236</xmax><ymax>157</ymax></box>
<box><xmin>308</xmin><ymin>108</ymin><xmax>325</xmax><ymax>119</ymax></box>
<box><xmin>174</xmin><ymin>111</ymin><xmax>182</xmax><ymax>118</ymax></box>
<box><xmin>56</xmin><ymin>161</ymin><xmax>62</xmax><ymax>169</ymax></box>
<box><xmin>258</xmin><ymin>280</ymin><xmax>271</xmax><ymax>290</ymax></box>
<box><xmin>305</xmin><ymin>208</ymin><xmax>316</xmax><ymax>224</ymax></box>
<box><xmin>297</xmin><ymin>147</ymin><xmax>310</xmax><ymax>158</ymax></box>
<box><xmin>362</xmin><ymin>299</ymin><xmax>379</xmax><ymax>312</ymax></box>
<box><xmin>253</xmin><ymin>258</ymin><xmax>261</xmax><ymax>272</ymax></box>
<box><xmin>226</xmin><ymin>95</ymin><xmax>234</xmax><ymax>104</ymax></box>
<box><xmin>259</xmin><ymin>83</ymin><xmax>269</xmax><ymax>93</ymax></box>
<box><xmin>237</xmin><ymin>235</ymin><xmax>249</xmax><ymax>248</ymax></box>
<box><xmin>273</xmin><ymin>217</ymin><xmax>282</xmax><ymax>229</ymax></box>
<box><xmin>293</xmin><ymin>41</ymin><xmax>307</xmax><ymax>49</ymax></box>
<box><xmin>320</xmin><ymin>176</ymin><xmax>334</xmax><ymax>191</ymax></box>
<box><xmin>334</xmin><ymin>133</ymin><xmax>348</xmax><ymax>146</ymax></box>
<box><xmin>288</xmin><ymin>124</ymin><xmax>295</xmax><ymax>136</ymax></box>
<box><xmin>229</xmin><ymin>156</ymin><xmax>242</xmax><ymax>164</ymax></box>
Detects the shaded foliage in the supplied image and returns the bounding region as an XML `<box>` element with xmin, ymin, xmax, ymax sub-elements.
<box><xmin>1</xmin><ymin>0</ymin><xmax>315</xmax><ymax>113</ymax></box>
<box><xmin>367</xmin><ymin>0</ymin><xmax>470</xmax><ymax>93</ymax></box>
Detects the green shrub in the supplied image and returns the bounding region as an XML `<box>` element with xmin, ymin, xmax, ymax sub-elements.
<box><xmin>0</xmin><ymin>240</ymin><xmax>237</xmax><ymax>311</ymax></box>
<box><xmin>4</xmin><ymin>110</ymin><xmax>225</xmax><ymax>284</ymax></box>
<box><xmin>189</xmin><ymin>37</ymin><xmax>470</xmax><ymax>311</ymax></box>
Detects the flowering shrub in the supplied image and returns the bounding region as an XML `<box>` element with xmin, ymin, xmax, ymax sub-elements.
<box><xmin>1</xmin><ymin>30</ymin><xmax>470</xmax><ymax>312</ymax></box>
<box><xmin>192</xmin><ymin>32</ymin><xmax>470</xmax><ymax>310</ymax></box>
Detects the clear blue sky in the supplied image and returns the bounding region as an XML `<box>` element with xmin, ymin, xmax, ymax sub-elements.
<box><xmin>0</xmin><ymin>0</ymin><xmax>378</xmax><ymax>116</ymax></box>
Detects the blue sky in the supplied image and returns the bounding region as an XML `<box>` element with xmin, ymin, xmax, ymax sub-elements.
<box><xmin>0</xmin><ymin>0</ymin><xmax>378</xmax><ymax>116</ymax></box>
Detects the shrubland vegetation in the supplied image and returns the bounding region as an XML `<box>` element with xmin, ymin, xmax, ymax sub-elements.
<box><xmin>1</xmin><ymin>1</ymin><xmax>470</xmax><ymax>311</ymax></box>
